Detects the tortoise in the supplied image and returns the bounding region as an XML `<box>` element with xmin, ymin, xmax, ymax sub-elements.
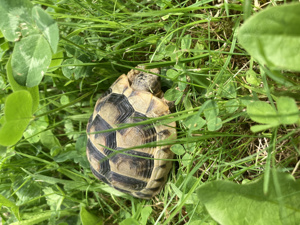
<box><xmin>86</xmin><ymin>66</ymin><xmax>176</xmax><ymax>199</ymax></box>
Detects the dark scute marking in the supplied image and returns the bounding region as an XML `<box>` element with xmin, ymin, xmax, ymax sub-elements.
<box><xmin>146</xmin><ymin>99</ymin><xmax>155</xmax><ymax>113</ymax></box>
<box><xmin>119</xmin><ymin>111</ymin><xmax>157</xmax><ymax>143</ymax></box>
<box><xmin>87</xmin><ymin>139</ymin><xmax>104</xmax><ymax>161</ymax></box>
<box><xmin>104</xmin><ymin>131</ymin><xmax>116</xmax><ymax>156</ymax></box>
<box><xmin>87</xmin><ymin>139</ymin><xmax>111</xmax><ymax>175</ymax></box>
<box><xmin>135</xmin><ymin>192</ymin><xmax>153</xmax><ymax>199</ymax></box>
<box><xmin>142</xmin><ymin>131</ymin><xmax>156</xmax><ymax>143</ymax></box>
<box><xmin>113</xmin><ymin>76</ymin><xmax>128</xmax><ymax>94</ymax></box>
<box><xmin>133</xmin><ymin>112</ymin><xmax>157</xmax><ymax>143</ymax></box>
<box><xmin>91</xmin><ymin>114</ymin><xmax>115</xmax><ymax>155</ymax></box>
<box><xmin>109</xmin><ymin>172</ymin><xmax>147</xmax><ymax>191</ymax></box>
<box><xmin>106</xmin><ymin>93</ymin><xmax>135</xmax><ymax>123</ymax></box>
<box><xmin>146</xmin><ymin>186</ymin><xmax>161</xmax><ymax>192</ymax></box>
<box><xmin>137</xmin><ymin>124</ymin><xmax>156</xmax><ymax>144</ymax></box>
<box><xmin>88</xmin><ymin>114</ymin><xmax>93</xmax><ymax>123</ymax></box>
<box><xmin>159</xmin><ymin>164</ymin><xmax>167</xmax><ymax>169</ymax></box>
<box><xmin>110</xmin><ymin>150</ymin><xmax>154</xmax><ymax>179</ymax></box>
<box><xmin>154</xmin><ymin>177</ymin><xmax>165</xmax><ymax>182</ymax></box>
<box><xmin>95</xmin><ymin>97</ymin><xmax>106</xmax><ymax>113</ymax></box>
<box><xmin>118</xmin><ymin>126</ymin><xmax>128</xmax><ymax>135</ymax></box>
<box><xmin>90</xmin><ymin>165</ymin><xmax>109</xmax><ymax>185</ymax></box>
<box><xmin>94</xmin><ymin>90</ymin><xmax>122</xmax><ymax>113</ymax></box>
<box><xmin>158</xmin><ymin>129</ymin><xmax>171</xmax><ymax>137</ymax></box>
<box><xmin>161</xmin><ymin>147</ymin><xmax>170</xmax><ymax>153</ymax></box>
<box><xmin>102</xmin><ymin>88</ymin><xmax>112</xmax><ymax>98</ymax></box>
<box><xmin>128</xmin><ymin>90</ymin><xmax>139</xmax><ymax>98</ymax></box>
<box><xmin>118</xmin><ymin>112</ymin><xmax>156</xmax><ymax>144</ymax></box>
<box><xmin>122</xmin><ymin>86</ymin><xmax>128</xmax><ymax>94</ymax></box>
<box><xmin>86</xmin><ymin>115</ymin><xmax>93</xmax><ymax>132</ymax></box>
<box><xmin>94</xmin><ymin>88</ymin><xmax>112</xmax><ymax>112</ymax></box>
<box><xmin>113</xmin><ymin>186</ymin><xmax>132</xmax><ymax>194</ymax></box>
<box><xmin>92</xmin><ymin>115</ymin><xmax>111</xmax><ymax>138</ymax></box>
<box><xmin>131</xmin><ymin>111</ymin><xmax>147</xmax><ymax>122</ymax></box>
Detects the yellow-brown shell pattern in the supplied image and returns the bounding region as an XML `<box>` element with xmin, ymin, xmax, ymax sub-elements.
<box><xmin>86</xmin><ymin>70</ymin><xmax>176</xmax><ymax>199</ymax></box>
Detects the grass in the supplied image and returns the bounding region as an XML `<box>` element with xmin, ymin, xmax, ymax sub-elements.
<box><xmin>0</xmin><ymin>0</ymin><xmax>299</xmax><ymax>224</ymax></box>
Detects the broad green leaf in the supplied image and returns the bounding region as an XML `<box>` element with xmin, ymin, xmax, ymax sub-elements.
<box><xmin>225</xmin><ymin>99</ymin><xmax>239</xmax><ymax>114</ymax></box>
<box><xmin>181</xmin><ymin>153</ymin><xmax>193</xmax><ymax>167</ymax></box>
<box><xmin>11</xmin><ymin>34</ymin><xmax>52</xmax><ymax>87</ymax></box>
<box><xmin>178</xmin><ymin>74</ymin><xmax>187</xmax><ymax>91</ymax></box>
<box><xmin>181</xmin><ymin>34</ymin><xmax>192</xmax><ymax>50</ymax></box>
<box><xmin>186</xmin><ymin>200</ymin><xmax>216</xmax><ymax>225</ymax></box>
<box><xmin>193</xmin><ymin>41</ymin><xmax>204</xmax><ymax>68</ymax></box>
<box><xmin>54</xmin><ymin>146</ymin><xmax>89</xmax><ymax>168</ymax></box>
<box><xmin>120</xmin><ymin>218</ymin><xmax>140</xmax><ymax>225</ymax></box>
<box><xmin>0</xmin><ymin>0</ymin><xmax>34</xmax><ymax>41</ymax></box>
<box><xmin>150</xmin><ymin>52</ymin><xmax>164</xmax><ymax>61</ymax></box>
<box><xmin>140</xmin><ymin>206</ymin><xmax>152</xmax><ymax>225</ymax></box>
<box><xmin>43</xmin><ymin>187</ymin><xmax>63</xmax><ymax>212</ymax></box>
<box><xmin>276</xmin><ymin>96</ymin><xmax>299</xmax><ymax>125</ymax></box>
<box><xmin>242</xmin><ymin>0</ymin><xmax>252</xmax><ymax>21</ymax></box>
<box><xmin>40</xmin><ymin>129</ymin><xmax>61</xmax><ymax>150</ymax></box>
<box><xmin>60</xmin><ymin>95</ymin><xmax>70</xmax><ymax>105</ymax></box>
<box><xmin>203</xmin><ymin>100</ymin><xmax>219</xmax><ymax>120</ymax></box>
<box><xmin>0</xmin><ymin>39</ymin><xmax>9</xmax><ymax>60</ymax></box>
<box><xmin>166</xmin><ymin>43</ymin><xmax>182</xmax><ymax>61</ymax></box>
<box><xmin>65</xmin><ymin>36</ymin><xmax>85</xmax><ymax>57</ymax></box>
<box><xmin>12</xmin><ymin>176</ymin><xmax>41</xmax><ymax>205</ymax></box>
<box><xmin>164</xmin><ymin>88</ymin><xmax>182</xmax><ymax>101</ymax></box>
<box><xmin>62</xmin><ymin>58</ymin><xmax>85</xmax><ymax>80</ymax></box>
<box><xmin>6</xmin><ymin>56</ymin><xmax>39</xmax><ymax>113</ymax></box>
<box><xmin>171</xmin><ymin>144</ymin><xmax>185</xmax><ymax>155</ymax></box>
<box><xmin>217</xmin><ymin>79</ymin><xmax>237</xmax><ymax>99</ymax></box>
<box><xmin>183</xmin><ymin>142</ymin><xmax>196</xmax><ymax>153</ymax></box>
<box><xmin>250</xmin><ymin>124</ymin><xmax>276</xmax><ymax>133</ymax></box>
<box><xmin>10</xmin><ymin>210</ymin><xmax>70</xmax><ymax>225</ymax></box>
<box><xmin>183</xmin><ymin>114</ymin><xmax>206</xmax><ymax>131</ymax></box>
<box><xmin>246</xmin><ymin>70</ymin><xmax>261</xmax><ymax>86</ymax></box>
<box><xmin>0</xmin><ymin>194</ymin><xmax>20</xmax><ymax>220</ymax></box>
<box><xmin>80</xmin><ymin>206</ymin><xmax>103</xmax><ymax>225</ymax></box>
<box><xmin>183</xmin><ymin>95</ymin><xmax>193</xmax><ymax>111</ymax></box>
<box><xmin>166</xmin><ymin>69</ymin><xmax>179</xmax><ymax>80</ymax></box>
<box><xmin>23</xmin><ymin>115</ymin><xmax>48</xmax><ymax>143</ymax></box>
<box><xmin>247</xmin><ymin>97</ymin><xmax>299</xmax><ymax>132</ymax></box>
<box><xmin>238</xmin><ymin>3</ymin><xmax>300</xmax><ymax>71</ymax></box>
<box><xmin>32</xmin><ymin>6</ymin><xmax>59</xmax><ymax>53</ymax></box>
<box><xmin>247</xmin><ymin>101</ymin><xmax>278</xmax><ymax>125</ymax></box>
<box><xmin>65</xmin><ymin>119</ymin><xmax>79</xmax><ymax>139</ymax></box>
<box><xmin>0</xmin><ymin>76</ymin><xmax>5</xmax><ymax>91</ymax></box>
<box><xmin>170</xmin><ymin>182</ymin><xmax>183</xmax><ymax>199</ymax></box>
<box><xmin>207</xmin><ymin>117</ymin><xmax>222</xmax><ymax>131</ymax></box>
<box><xmin>239</xmin><ymin>96</ymin><xmax>256</xmax><ymax>106</ymax></box>
<box><xmin>165</xmin><ymin>43</ymin><xmax>176</xmax><ymax>58</ymax></box>
<box><xmin>197</xmin><ymin>170</ymin><xmax>300</xmax><ymax>225</ymax></box>
<box><xmin>0</xmin><ymin>90</ymin><xmax>33</xmax><ymax>146</ymax></box>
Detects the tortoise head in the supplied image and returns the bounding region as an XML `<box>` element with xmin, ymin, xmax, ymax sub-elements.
<box><xmin>130</xmin><ymin>68</ymin><xmax>162</xmax><ymax>97</ymax></box>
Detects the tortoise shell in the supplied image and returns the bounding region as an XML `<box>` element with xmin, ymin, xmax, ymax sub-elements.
<box><xmin>86</xmin><ymin>67</ymin><xmax>176</xmax><ymax>199</ymax></box>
